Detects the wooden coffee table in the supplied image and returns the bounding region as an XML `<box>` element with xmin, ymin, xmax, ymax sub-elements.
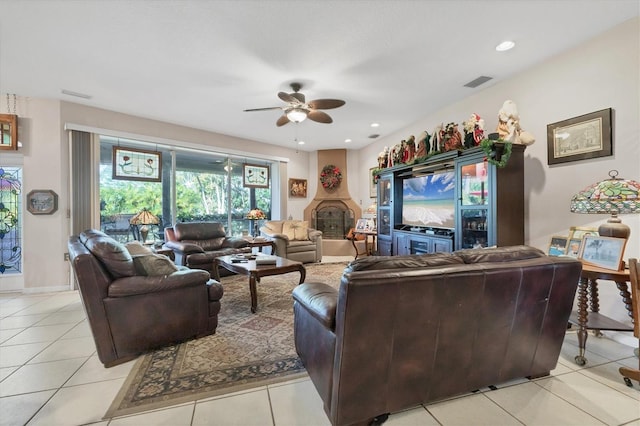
<box><xmin>213</xmin><ymin>255</ymin><xmax>306</xmax><ymax>313</ymax></box>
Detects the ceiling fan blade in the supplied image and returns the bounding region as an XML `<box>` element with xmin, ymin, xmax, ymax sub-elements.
<box><xmin>307</xmin><ymin>110</ymin><xmax>333</xmax><ymax>124</ymax></box>
<box><xmin>243</xmin><ymin>106</ymin><xmax>282</xmax><ymax>112</ymax></box>
<box><xmin>278</xmin><ymin>92</ymin><xmax>302</xmax><ymax>104</ymax></box>
<box><xmin>308</xmin><ymin>99</ymin><xmax>345</xmax><ymax>110</ymax></box>
<box><xmin>276</xmin><ymin>115</ymin><xmax>290</xmax><ymax>127</ymax></box>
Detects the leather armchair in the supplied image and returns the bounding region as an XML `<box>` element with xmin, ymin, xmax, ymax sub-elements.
<box><xmin>260</xmin><ymin>220</ymin><xmax>322</xmax><ymax>263</ymax></box>
<box><xmin>68</xmin><ymin>229</ymin><xmax>223</xmax><ymax>367</ymax></box>
<box><xmin>163</xmin><ymin>222</ymin><xmax>251</xmax><ymax>275</ymax></box>
<box><xmin>292</xmin><ymin>246</ymin><xmax>582</xmax><ymax>426</ymax></box>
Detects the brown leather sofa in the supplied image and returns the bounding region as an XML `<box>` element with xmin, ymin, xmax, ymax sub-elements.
<box><xmin>68</xmin><ymin>229</ymin><xmax>223</xmax><ymax>367</ymax></box>
<box><xmin>163</xmin><ymin>222</ymin><xmax>251</xmax><ymax>275</ymax></box>
<box><xmin>292</xmin><ymin>246</ymin><xmax>582</xmax><ymax>426</ymax></box>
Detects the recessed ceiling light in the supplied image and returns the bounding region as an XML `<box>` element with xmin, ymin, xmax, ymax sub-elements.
<box><xmin>495</xmin><ymin>40</ymin><xmax>515</xmax><ymax>52</ymax></box>
<box><xmin>344</xmin><ymin>139</ymin><xmax>352</xmax><ymax>143</ymax></box>
<box><xmin>370</xmin><ymin>123</ymin><xmax>380</xmax><ymax>128</ymax></box>
<box><xmin>298</xmin><ymin>140</ymin><xmax>305</xmax><ymax>145</ymax></box>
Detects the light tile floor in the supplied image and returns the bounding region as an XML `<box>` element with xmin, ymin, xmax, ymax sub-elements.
<box><xmin>1</xmin><ymin>289</ymin><xmax>638</xmax><ymax>426</ymax></box>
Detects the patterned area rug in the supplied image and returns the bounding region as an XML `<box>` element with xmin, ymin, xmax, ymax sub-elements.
<box><xmin>105</xmin><ymin>261</ymin><xmax>347</xmax><ymax>419</ymax></box>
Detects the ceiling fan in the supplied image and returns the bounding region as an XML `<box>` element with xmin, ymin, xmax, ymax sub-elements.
<box><xmin>244</xmin><ymin>82</ymin><xmax>345</xmax><ymax>127</ymax></box>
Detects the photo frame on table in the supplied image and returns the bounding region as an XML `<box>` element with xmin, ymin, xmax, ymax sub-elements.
<box><xmin>548</xmin><ymin>236</ymin><xmax>568</xmax><ymax>256</ymax></box>
<box><xmin>355</xmin><ymin>218</ymin><xmax>368</xmax><ymax>232</ymax></box>
<box><xmin>369</xmin><ymin>167</ymin><xmax>377</xmax><ymax>198</ymax></box>
<box><xmin>547</xmin><ymin>108</ymin><xmax>612</xmax><ymax>165</ymax></box>
<box><xmin>26</xmin><ymin>189</ymin><xmax>58</xmax><ymax>215</ymax></box>
<box><xmin>243</xmin><ymin>163</ymin><xmax>269</xmax><ymax>188</ymax></box>
<box><xmin>579</xmin><ymin>235</ymin><xmax>626</xmax><ymax>271</ymax></box>
<box><xmin>565</xmin><ymin>238</ymin><xmax>583</xmax><ymax>258</ymax></box>
<box><xmin>112</xmin><ymin>146</ymin><xmax>162</xmax><ymax>182</ymax></box>
<box><xmin>288</xmin><ymin>178</ymin><xmax>307</xmax><ymax>198</ymax></box>
<box><xmin>568</xmin><ymin>226</ymin><xmax>598</xmax><ymax>241</ymax></box>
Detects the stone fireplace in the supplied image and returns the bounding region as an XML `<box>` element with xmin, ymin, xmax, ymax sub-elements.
<box><xmin>304</xmin><ymin>149</ymin><xmax>361</xmax><ymax>254</ymax></box>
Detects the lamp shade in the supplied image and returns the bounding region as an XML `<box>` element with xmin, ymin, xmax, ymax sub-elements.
<box><xmin>570</xmin><ymin>170</ymin><xmax>639</xmax><ymax>239</ymax></box>
<box><xmin>130</xmin><ymin>208</ymin><xmax>159</xmax><ymax>225</ymax></box>
<box><xmin>286</xmin><ymin>108</ymin><xmax>307</xmax><ymax>123</ymax></box>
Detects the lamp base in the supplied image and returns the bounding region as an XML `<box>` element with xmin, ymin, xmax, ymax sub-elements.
<box><xmin>597</xmin><ymin>213</ymin><xmax>630</xmax><ymax>240</ymax></box>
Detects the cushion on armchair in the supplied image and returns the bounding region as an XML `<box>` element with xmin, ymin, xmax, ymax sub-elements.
<box><xmin>283</xmin><ymin>220</ymin><xmax>310</xmax><ymax>241</ymax></box>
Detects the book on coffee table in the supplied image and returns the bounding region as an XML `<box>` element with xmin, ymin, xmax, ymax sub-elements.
<box><xmin>255</xmin><ymin>255</ymin><xmax>277</xmax><ymax>265</ymax></box>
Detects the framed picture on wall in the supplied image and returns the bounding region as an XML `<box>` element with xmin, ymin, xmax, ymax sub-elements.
<box><xmin>547</xmin><ymin>108</ymin><xmax>612</xmax><ymax>165</ymax></box>
<box><xmin>112</xmin><ymin>146</ymin><xmax>162</xmax><ymax>182</ymax></box>
<box><xmin>243</xmin><ymin>163</ymin><xmax>269</xmax><ymax>188</ymax></box>
<box><xmin>369</xmin><ymin>167</ymin><xmax>377</xmax><ymax>198</ymax></box>
<box><xmin>26</xmin><ymin>189</ymin><xmax>58</xmax><ymax>215</ymax></box>
<box><xmin>288</xmin><ymin>178</ymin><xmax>307</xmax><ymax>198</ymax></box>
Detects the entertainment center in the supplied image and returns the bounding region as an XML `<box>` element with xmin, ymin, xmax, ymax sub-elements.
<box><xmin>376</xmin><ymin>143</ymin><xmax>525</xmax><ymax>256</ymax></box>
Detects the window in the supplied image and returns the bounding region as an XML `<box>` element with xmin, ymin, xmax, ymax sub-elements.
<box><xmin>0</xmin><ymin>166</ymin><xmax>22</xmax><ymax>274</ymax></box>
<box><xmin>99</xmin><ymin>137</ymin><xmax>273</xmax><ymax>242</ymax></box>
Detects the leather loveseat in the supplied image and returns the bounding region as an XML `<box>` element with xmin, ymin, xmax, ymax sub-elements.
<box><xmin>292</xmin><ymin>246</ymin><xmax>582</xmax><ymax>426</ymax></box>
<box><xmin>260</xmin><ymin>220</ymin><xmax>322</xmax><ymax>263</ymax></box>
<box><xmin>68</xmin><ymin>230</ymin><xmax>223</xmax><ymax>367</ymax></box>
<box><xmin>163</xmin><ymin>222</ymin><xmax>251</xmax><ymax>275</ymax></box>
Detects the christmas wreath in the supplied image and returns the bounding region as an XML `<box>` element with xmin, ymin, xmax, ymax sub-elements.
<box><xmin>320</xmin><ymin>164</ymin><xmax>342</xmax><ymax>190</ymax></box>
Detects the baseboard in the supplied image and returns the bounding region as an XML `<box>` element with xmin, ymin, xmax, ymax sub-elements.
<box><xmin>22</xmin><ymin>285</ymin><xmax>72</xmax><ymax>294</ymax></box>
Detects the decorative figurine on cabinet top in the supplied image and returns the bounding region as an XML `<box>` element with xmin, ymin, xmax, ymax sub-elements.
<box><xmin>496</xmin><ymin>100</ymin><xmax>535</xmax><ymax>146</ymax></box>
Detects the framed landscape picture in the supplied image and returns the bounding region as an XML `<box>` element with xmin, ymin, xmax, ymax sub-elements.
<box><xmin>547</xmin><ymin>108</ymin><xmax>612</xmax><ymax>165</ymax></box>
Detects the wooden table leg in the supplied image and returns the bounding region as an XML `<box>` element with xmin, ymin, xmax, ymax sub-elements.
<box><xmin>249</xmin><ymin>273</ymin><xmax>258</xmax><ymax>313</ymax></box>
<box><xmin>575</xmin><ymin>276</ymin><xmax>589</xmax><ymax>366</ymax></box>
<box><xmin>614</xmin><ymin>281</ymin><xmax>633</xmax><ymax>320</ymax></box>
<box><xmin>298</xmin><ymin>265</ymin><xmax>306</xmax><ymax>284</ymax></box>
<box><xmin>212</xmin><ymin>259</ymin><xmax>221</xmax><ymax>281</ymax></box>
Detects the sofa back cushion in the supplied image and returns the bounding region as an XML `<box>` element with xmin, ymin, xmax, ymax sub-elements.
<box><xmin>174</xmin><ymin>222</ymin><xmax>227</xmax><ymax>250</ymax></box>
<box><xmin>263</xmin><ymin>220</ymin><xmax>284</xmax><ymax>235</ymax></box>
<box><xmin>80</xmin><ymin>230</ymin><xmax>136</xmax><ymax>278</ymax></box>
<box><xmin>345</xmin><ymin>253</ymin><xmax>464</xmax><ymax>272</ymax></box>
<box><xmin>454</xmin><ymin>245</ymin><xmax>545</xmax><ymax>264</ymax></box>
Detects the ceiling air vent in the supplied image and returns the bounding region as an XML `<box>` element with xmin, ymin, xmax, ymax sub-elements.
<box><xmin>368</xmin><ymin>134</ymin><xmax>380</xmax><ymax>139</ymax></box>
<box><xmin>463</xmin><ymin>76</ymin><xmax>493</xmax><ymax>88</ymax></box>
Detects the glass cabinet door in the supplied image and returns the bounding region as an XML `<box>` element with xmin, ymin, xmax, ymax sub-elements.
<box><xmin>460</xmin><ymin>160</ymin><xmax>488</xmax><ymax>206</ymax></box>
<box><xmin>378</xmin><ymin>209</ymin><xmax>391</xmax><ymax>237</ymax></box>
<box><xmin>378</xmin><ymin>175</ymin><xmax>392</xmax><ymax>207</ymax></box>
<box><xmin>460</xmin><ymin>209</ymin><xmax>488</xmax><ymax>249</ymax></box>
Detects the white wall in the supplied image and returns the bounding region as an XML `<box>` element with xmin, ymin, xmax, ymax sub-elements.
<box><xmin>357</xmin><ymin>17</ymin><xmax>639</xmax><ymax>328</ymax></box>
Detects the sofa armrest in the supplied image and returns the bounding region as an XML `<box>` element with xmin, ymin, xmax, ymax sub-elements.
<box><xmin>292</xmin><ymin>282</ymin><xmax>338</xmax><ymax>330</ymax></box>
<box><xmin>222</xmin><ymin>237</ymin><xmax>250</xmax><ymax>249</ymax></box>
<box><xmin>308</xmin><ymin>229</ymin><xmax>322</xmax><ymax>241</ymax></box>
<box><xmin>163</xmin><ymin>240</ymin><xmax>205</xmax><ymax>254</ymax></box>
<box><xmin>108</xmin><ymin>269</ymin><xmax>211</xmax><ymax>297</ymax></box>
<box><xmin>261</xmin><ymin>229</ymin><xmax>290</xmax><ymax>242</ymax></box>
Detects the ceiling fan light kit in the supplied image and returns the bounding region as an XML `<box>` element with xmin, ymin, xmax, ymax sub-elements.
<box><xmin>245</xmin><ymin>82</ymin><xmax>345</xmax><ymax>127</ymax></box>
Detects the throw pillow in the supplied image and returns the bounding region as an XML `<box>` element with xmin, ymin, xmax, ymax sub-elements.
<box><xmin>125</xmin><ymin>241</ymin><xmax>154</xmax><ymax>256</ymax></box>
<box><xmin>283</xmin><ymin>221</ymin><xmax>310</xmax><ymax>241</ymax></box>
<box><xmin>132</xmin><ymin>254</ymin><xmax>179</xmax><ymax>276</ymax></box>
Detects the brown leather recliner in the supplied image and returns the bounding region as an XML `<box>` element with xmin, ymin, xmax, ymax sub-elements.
<box><xmin>163</xmin><ymin>222</ymin><xmax>251</xmax><ymax>275</ymax></box>
<box><xmin>68</xmin><ymin>229</ymin><xmax>223</xmax><ymax>367</ymax></box>
<box><xmin>292</xmin><ymin>246</ymin><xmax>582</xmax><ymax>426</ymax></box>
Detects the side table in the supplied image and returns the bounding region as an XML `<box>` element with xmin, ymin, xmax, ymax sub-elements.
<box><xmin>151</xmin><ymin>246</ymin><xmax>175</xmax><ymax>261</ymax></box>
<box><xmin>245</xmin><ymin>238</ymin><xmax>277</xmax><ymax>255</ymax></box>
<box><xmin>568</xmin><ymin>262</ymin><xmax>633</xmax><ymax>365</ymax></box>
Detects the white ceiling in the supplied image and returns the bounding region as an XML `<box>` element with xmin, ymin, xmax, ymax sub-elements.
<box><xmin>1</xmin><ymin>0</ymin><xmax>638</xmax><ymax>152</ymax></box>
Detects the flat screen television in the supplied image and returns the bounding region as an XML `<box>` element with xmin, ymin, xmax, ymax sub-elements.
<box><xmin>402</xmin><ymin>171</ymin><xmax>455</xmax><ymax>230</ymax></box>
